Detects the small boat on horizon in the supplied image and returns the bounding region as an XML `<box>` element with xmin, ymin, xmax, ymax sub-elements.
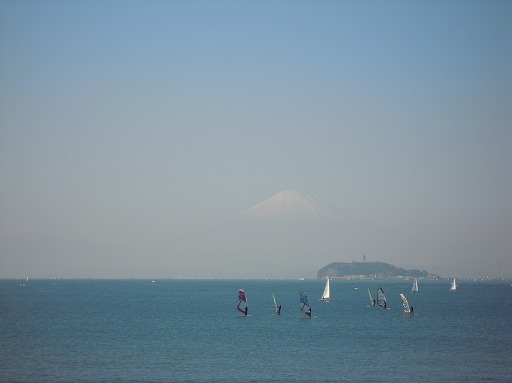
<box><xmin>319</xmin><ymin>278</ymin><xmax>331</xmax><ymax>301</ymax></box>
<box><xmin>450</xmin><ymin>278</ymin><xmax>457</xmax><ymax>292</ymax></box>
<box><xmin>411</xmin><ymin>278</ymin><xmax>419</xmax><ymax>293</ymax></box>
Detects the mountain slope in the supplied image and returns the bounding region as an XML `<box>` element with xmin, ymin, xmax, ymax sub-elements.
<box><xmin>237</xmin><ymin>190</ymin><xmax>332</xmax><ymax>221</ymax></box>
<box><xmin>180</xmin><ymin>190</ymin><xmax>404</xmax><ymax>278</ymax></box>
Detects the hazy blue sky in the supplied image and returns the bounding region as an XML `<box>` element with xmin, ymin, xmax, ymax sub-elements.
<box><xmin>1</xmin><ymin>1</ymin><xmax>511</xmax><ymax>278</ymax></box>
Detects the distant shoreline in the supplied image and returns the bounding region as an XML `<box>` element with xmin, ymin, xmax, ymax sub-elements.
<box><xmin>3</xmin><ymin>276</ymin><xmax>511</xmax><ymax>282</ymax></box>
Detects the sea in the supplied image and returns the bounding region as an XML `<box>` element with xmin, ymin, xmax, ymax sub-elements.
<box><xmin>1</xmin><ymin>278</ymin><xmax>511</xmax><ymax>383</ymax></box>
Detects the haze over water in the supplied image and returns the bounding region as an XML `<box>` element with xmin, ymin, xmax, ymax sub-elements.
<box><xmin>1</xmin><ymin>1</ymin><xmax>511</xmax><ymax>279</ymax></box>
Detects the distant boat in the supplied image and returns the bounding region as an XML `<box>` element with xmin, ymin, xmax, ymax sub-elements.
<box><xmin>400</xmin><ymin>293</ymin><xmax>413</xmax><ymax>316</ymax></box>
<box><xmin>237</xmin><ymin>289</ymin><xmax>248</xmax><ymax>316</ymax></box>
<box><xmin>377</xmin><ymin>288</ymin><xmax>387</xmax><ymax>309</ymax></box>
<box><xmin>368</xmin><ymin>288</ymin><xmax>376</xmax><ymax>307</ymax></box>
<box><xmin>319</xmin><ymin>278</ymin><xmax>331</xmax><ymax>301</ymax></box>
<box><xmin>450</xmin><ymin>278</ymin><xmax>457</xmax><ymax>292</ymax></box>
<box><xmin>272</xmin><ymin>292</ymin><xmax>281</xmax><ymax>315</ymax></box>
<box><xmin>411</xmin><ymin>278</ymin><xmax>419</xmax><ymax>293</ymax></box>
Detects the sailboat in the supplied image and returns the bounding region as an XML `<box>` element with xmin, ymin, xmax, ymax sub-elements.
<box><xmin>368</xmin><ymin>288</ymin><xmax>376</xmax><ymax>307</ymax></box>
<box><xmin>300</xmin><ymin>291</ymin><xmax>312</xmax><ymax>318</ymax></box>
<box><xmin>377</xmin><ymin>288</ymin><xmax>387</xmax><ymax>309</ymax></box>
<box><xmin>319</xmin><ymin>278</ymin><xmax>331</xmax><ymax>301</ymax></box>
<box><xmin>237</xmin><ymin>289</ymin><xmax>248</xmax><ymax>316</ymax></box>
<box><xmin>400</xmin><ymin>293</ymin><xmax>413</xmax><ymax>316</ymax></box>
<box><xmin>411</xmin><ymin>278</ymin><xmax>419</xmax><ymax>293</ymax></box>
<box><xmin>450</xmin><ymin>278</ymin><xmax>457</xmax><ymax>292</ymax></box>
<box><xmin>272</xmin><ymin>292</ymin><xmax>281</xmax><ymax>315</ymax></box>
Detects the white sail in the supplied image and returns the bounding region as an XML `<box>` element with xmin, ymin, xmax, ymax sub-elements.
<box><xmin>368</xmin><ymin>288</ymin><xmax>375</xmax><ymax>306</ymax></box>
<box><xmin>411</xmin><ymin>279</ymin><xmax>419</xmax><ymax>293</ymax></box>
<box><xmin>400</xmin><ymin>293</ymin><xmax>411</xmax><ymax>315</ymax></box>
<box><xmin>319</xmin><ymin>278</ymin><xmax>331</xmax><ymax>301</ymax></box>
<box><xmin>450</xmin><ymin>278</ymin><xmax>457</xmax><ymax>292</ymax></box>
<box><xmin>272</xmin><ymin>292</ymin><xmax>281</xmax><ymax>315</ymax></box>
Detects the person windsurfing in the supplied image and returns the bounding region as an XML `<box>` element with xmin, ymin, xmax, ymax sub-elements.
<box><xmin>272</xmin><ymin>292</ymin><xmax>281</xmax><ymax>315</ymax></box>
<box><xmin>368</xmin><ymin>288</ymin><xmax>376</xmax><ymax>307</ymax></box>
<box><xmin>237</xmin><ymin>304</ymin><xmax>247</xmax><ymax>315</ymax></box>
<box><xmin>300</xmin><ymin>291</ymin><xmax>311</xmax><ymax>318</ymax></box>
<box><xmin>237</xmin><ymin>289</ymin><xmax>248</xmax><ymax>316</ymax></box>
<box><xmin>299</xmin><ymin>291</ymin><xmax>309</xmax><ymax>311</ymax></box>
<box><xmin>377</xmin><ymin>288</ymin><xmax>387</xmax><ymax>309</ymax></box>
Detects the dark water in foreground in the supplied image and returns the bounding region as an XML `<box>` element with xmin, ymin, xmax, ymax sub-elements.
<box><xmin>1</xmin><ymin>279</ymin><xmax>511</xmax><ymax>382</ymax></box>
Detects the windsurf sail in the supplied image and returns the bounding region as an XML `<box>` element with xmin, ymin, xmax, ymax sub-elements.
<box><xmin>411</xmin><ymin>279</ymin><xmax>419</xmax><ymax>293</ymax></box>
<box><xmin>299</xmin><ymin>291</ymin><xmax>310</xmax><ymax>311</ymax></box>
<box><xmin>319</xmin><ymin>278</ymin><xmax>331</xmax><ymax>301</ymax></box>
<box><xmin>377</xmin><ymin>288</ymin><xmax>387</xmax><ymax>309</ymax></box>
<box><xmin>368</xmin><ymin>288</ymin><xmax>375</xmax><ymax>306</ymax></box>
<box><xmin>400</xmin><ymin>292</ymin><xmax>411</xmax><ymax>315</ymax></box>
<box><xmin>450</xmin><ymin>278</ymin><xmax>457</xmax><ymax>292</ymax></box>
<box><xmin>272</xmin><ymin>292</ymin><xmax>281</xmax><ymax>315</ymax></box>
<box><xmin>237</xmin><ymin>289</ymin><xmax>248</xmax><ymax>315</ymax></box>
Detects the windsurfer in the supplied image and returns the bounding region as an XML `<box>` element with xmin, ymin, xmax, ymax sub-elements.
<box><xmin>237</xmin><ymin>289</ymin><xmax>248</xmax><ymax>316</ymax></box>
<box><xmin>277</xmin><ymin>305</ymin><xmax>281</xmax><ymax>315</ymax></box>
<box><xmin>410</xmin><ymin>306</ymin><xmax>414</xmax><ymax>316</ymax></box>
<box><xmin>372</xmin><ymin>299</ymin><xmax>376</xmax><ymax>306</ymax></box>
<box><xmin>306</xmin><ymin>307</ymin><xmax>312</xmax><ymax>318</ymax></box>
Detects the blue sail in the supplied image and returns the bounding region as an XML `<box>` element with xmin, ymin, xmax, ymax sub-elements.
<box><xmin>299</xmin><ymin>291</ymin><xmax>310</xmax><ymax>311</ymax></box>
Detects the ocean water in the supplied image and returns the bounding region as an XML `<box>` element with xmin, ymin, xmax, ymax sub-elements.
<box><xmin>1</xmin><ymin>279</ymin><xmax>511</xmax><ymax>382</ymax></box>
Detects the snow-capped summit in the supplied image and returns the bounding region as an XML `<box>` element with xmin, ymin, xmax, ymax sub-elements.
<box><xmin>237</xmin><ymin>190</ymin><xmax>331</xmax><ymax>221</ymax></box>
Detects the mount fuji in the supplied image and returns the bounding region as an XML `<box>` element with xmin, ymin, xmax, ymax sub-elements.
<box><xmin>180</xmin><ymin>190</ymin><xmax>401</xmax><ymax>279</ymax></box>
<box><xmin>237</xmin><ymin>190</ymin><xmax>334</xmax><ymax>221</ymax></box>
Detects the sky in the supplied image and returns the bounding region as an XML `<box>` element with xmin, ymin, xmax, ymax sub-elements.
<box><xmin>1</xmin><ymin>0</ymin><xmax>511</xmax><ymax>279</ymax></box>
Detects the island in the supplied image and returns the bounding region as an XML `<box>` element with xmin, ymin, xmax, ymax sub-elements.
<box><xmin>317</xmin><ymin>261</ymin><xmax>439</xmax><ymax>280</ymax></box>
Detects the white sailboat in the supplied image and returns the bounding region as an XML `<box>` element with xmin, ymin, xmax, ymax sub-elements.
<box><xmin>319</xmin><ymin>278</ymin><xmax>331</xmax><ymax>301</ymax></box>
<box><xmin>411</xmin><ymin>278</ymin><xmax>419</xmax><ymax>293</ymax></box>
<box><xmin>450</xmin><ymin>278</ymin><xmax>457</xmax><ymax>292</ymax></box>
